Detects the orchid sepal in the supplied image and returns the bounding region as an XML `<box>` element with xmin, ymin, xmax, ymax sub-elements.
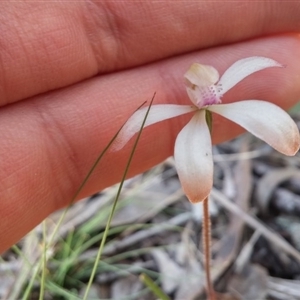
<box><xmin>112</xmin><ymin>104</ymin><xmax>196</xmax><ymax>151</ymax></box>
<box><xmin>174</xmin><ymin>110</ymin><xmax>213</xmax><ymax>203</ymax></box>
<box><xmin>208</xmin><ymin>100</ymin><xmax>300</xmax><ymax>156</ymax></box>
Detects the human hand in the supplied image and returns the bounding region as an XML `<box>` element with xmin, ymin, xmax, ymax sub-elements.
<box><xmin>1</xmin><ymin>1</ymin><xmax>300</xmax><ymax>252</ymax></box>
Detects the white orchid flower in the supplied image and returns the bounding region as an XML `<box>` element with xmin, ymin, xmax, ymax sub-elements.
<box><xmin>112</xmin><ymin>57</ymin><xmax>300</xmax><ymax>203</ymax></box>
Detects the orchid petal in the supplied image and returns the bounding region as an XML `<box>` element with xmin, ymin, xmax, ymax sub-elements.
<box><xmin>184</xmin><ymin>63</ymin><xmax>219</xmax><ymax>87</ymax></box>
<box><xmin>184</xmin><ymin>63</ymin><xmax>221</xmax><ymax>107</ymax></box>
<box><xmin>208</xmin><ymin>100</ymin><xmax>300</xmax><ymax>155</ymax></box>
<box><xmin>112</xmin><ymin>104</ymin><xmax>196</xmax><ymax>151</ymax></box>
<box><xmin>218</xmin><ymin>57</ymin><xmax>282</xmax><ymax>94</ymax></box>
<box><xmin>174</xmin><ymin>110</ymin><xmax>213</xmax><ymax>203</ymax></box>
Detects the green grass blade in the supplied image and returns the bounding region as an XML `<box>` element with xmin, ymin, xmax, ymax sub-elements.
<box><xmin>83</xmin><ymin>92</ymin><xmax>156</xmax><ymax>300</ymax></box>
<box><xmin>22</xmin><ymin>100</ymin><xmax>147</xmax><ymax>299</ymax></box>
<box><xmin>140</xmin><ymin>273</ymin><xmax>170</xmax><ymax>300</ymax></box>
<box><xmin>47</xmin><ymin>99</ymin><xmax>147</xmax><ymax>248</ymax></box>
<box><xmin>39</xmin><ymin>221</ymin><xmax>47</xmax><ymax>300</ymax></box>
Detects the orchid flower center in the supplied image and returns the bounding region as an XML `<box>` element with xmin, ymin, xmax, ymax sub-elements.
<box><xmin>184</xmin><ymin>63</ymin><xmax>223</xmax><ymax>109</ymax></box>
<box><xmin>191</xmin><ymin>84</ymin><xmax>222</xmax><ymax>108</ymax></box>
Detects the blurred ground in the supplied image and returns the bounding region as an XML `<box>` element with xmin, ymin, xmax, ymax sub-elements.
<box><xmin>2</xmin><ymin>116</ymin><xmax>300</xmax><ymax>300</ymax></box>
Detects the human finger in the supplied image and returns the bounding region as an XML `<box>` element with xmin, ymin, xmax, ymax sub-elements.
<box><xmin>1</xmin><ymin>34</ymin><xmax>300</xmax><ymax>252</ymax></box>
<box><xmin>2</xmin><ymin>1</ymin><xmax>300</xmax><ymax>104</ymax></box>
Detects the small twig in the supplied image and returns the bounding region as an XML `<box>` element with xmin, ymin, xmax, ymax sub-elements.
<box><xmin>234</xmin><ymin>230</ymin><xmax>261</xmax><ymax>274</ymax></box>
<box><xmin>212</xmin><ymin>188</ymin><xmax>300</xmax><ymax>263</ymax></box>
<box><xmin>103</xmin><ymin>212</ymin><xmax>192</xmax><ymax>256</ymax></box>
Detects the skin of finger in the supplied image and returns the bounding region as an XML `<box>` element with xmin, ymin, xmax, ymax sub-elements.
<box><xmin>1</xmin><ymin>1</ymin><xmax>300</xmax><ymax>104</ymax></box>
<box><xmin>1</xmin><ymin>35</ymin><xmax>300</xmax><ymax>252</ymax></box>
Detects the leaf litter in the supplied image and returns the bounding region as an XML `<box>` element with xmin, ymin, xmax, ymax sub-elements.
<box><xmin>2</xmin><ymin>117</ymin><xmax>300</xmax><ymax>299</ymax></box>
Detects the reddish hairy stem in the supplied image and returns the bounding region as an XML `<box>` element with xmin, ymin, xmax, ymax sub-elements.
<box><xmin>202</xmin><ymin>197</ymin><xmax>215</xmax><ymax>300</ymax></box>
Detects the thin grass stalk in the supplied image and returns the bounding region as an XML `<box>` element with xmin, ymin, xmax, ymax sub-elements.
<box><xmin>82</xmin><ymin>93</ymin><xmax>156</xmax><ymax>299</ymax></box>
<box><xmin>140</xmin><ymin>273</ymin><xmax>170</xmax><ymax>300</ymax></box>
<box><xmin>46</xmin><ymin>100</ymin><xmax>147</xmax><ymax>249</ymax></box>
<box><xmin>22</xmin><ymin>101</ymin><xmax>147</xmax><ymax>299</ymax></box>
<box><xmin>11</xmin><ymin>243</ymin><xmax>40</xmax><ymax>300</ymax></box>
<box><xmin>39</xmin><ymin>221</ymin><xmax>47</xmax><ymax>300</ymax></box>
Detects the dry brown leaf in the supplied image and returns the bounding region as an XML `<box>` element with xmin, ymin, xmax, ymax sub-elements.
<box><xmin>272</xmin><ymin>188</ymin><xmax>300</xmax><ymax>215</ymax></box>
<box><xmin>151</xmin><ymin>249</ymin><xmax>184</xmax><ymax>294</ymax></box>
<box><xmin>255</xmin><ymin>168</ymin><xmax>300</xmax><ymax>214</ymax></box>
<box><xmin>228</xmin><ymin>264</ymin><xmax>268</xmax><ymax>300</ymax></box>
<box><xmin>268</xmin><ymin>276</ymin><xmax>300</xmax><ymax>299</ymax></box>
<box><xmin>212</xmin><ymin>188</ymin><xmax>300</xmax><ymax>263</ymax></box>
<box><xmin>213</xmin><ymin>138</ymin><xmax>252</xmax><ymax>283</ymax></box>
<box><xmin>151</xmin><ymin>223</ymin><xmax>205</xmax><ymax>300</ymax></box>
<box><xmin>110</xmin><ymin>276</ymin><xmax>145</xmax><ymax>300</ymax></box>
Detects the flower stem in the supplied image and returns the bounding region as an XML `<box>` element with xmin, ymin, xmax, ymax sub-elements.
<box><xmin>202</xmin><ymin>196</ymin><xmax>215</xmax><ymax>300</ymax></box>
